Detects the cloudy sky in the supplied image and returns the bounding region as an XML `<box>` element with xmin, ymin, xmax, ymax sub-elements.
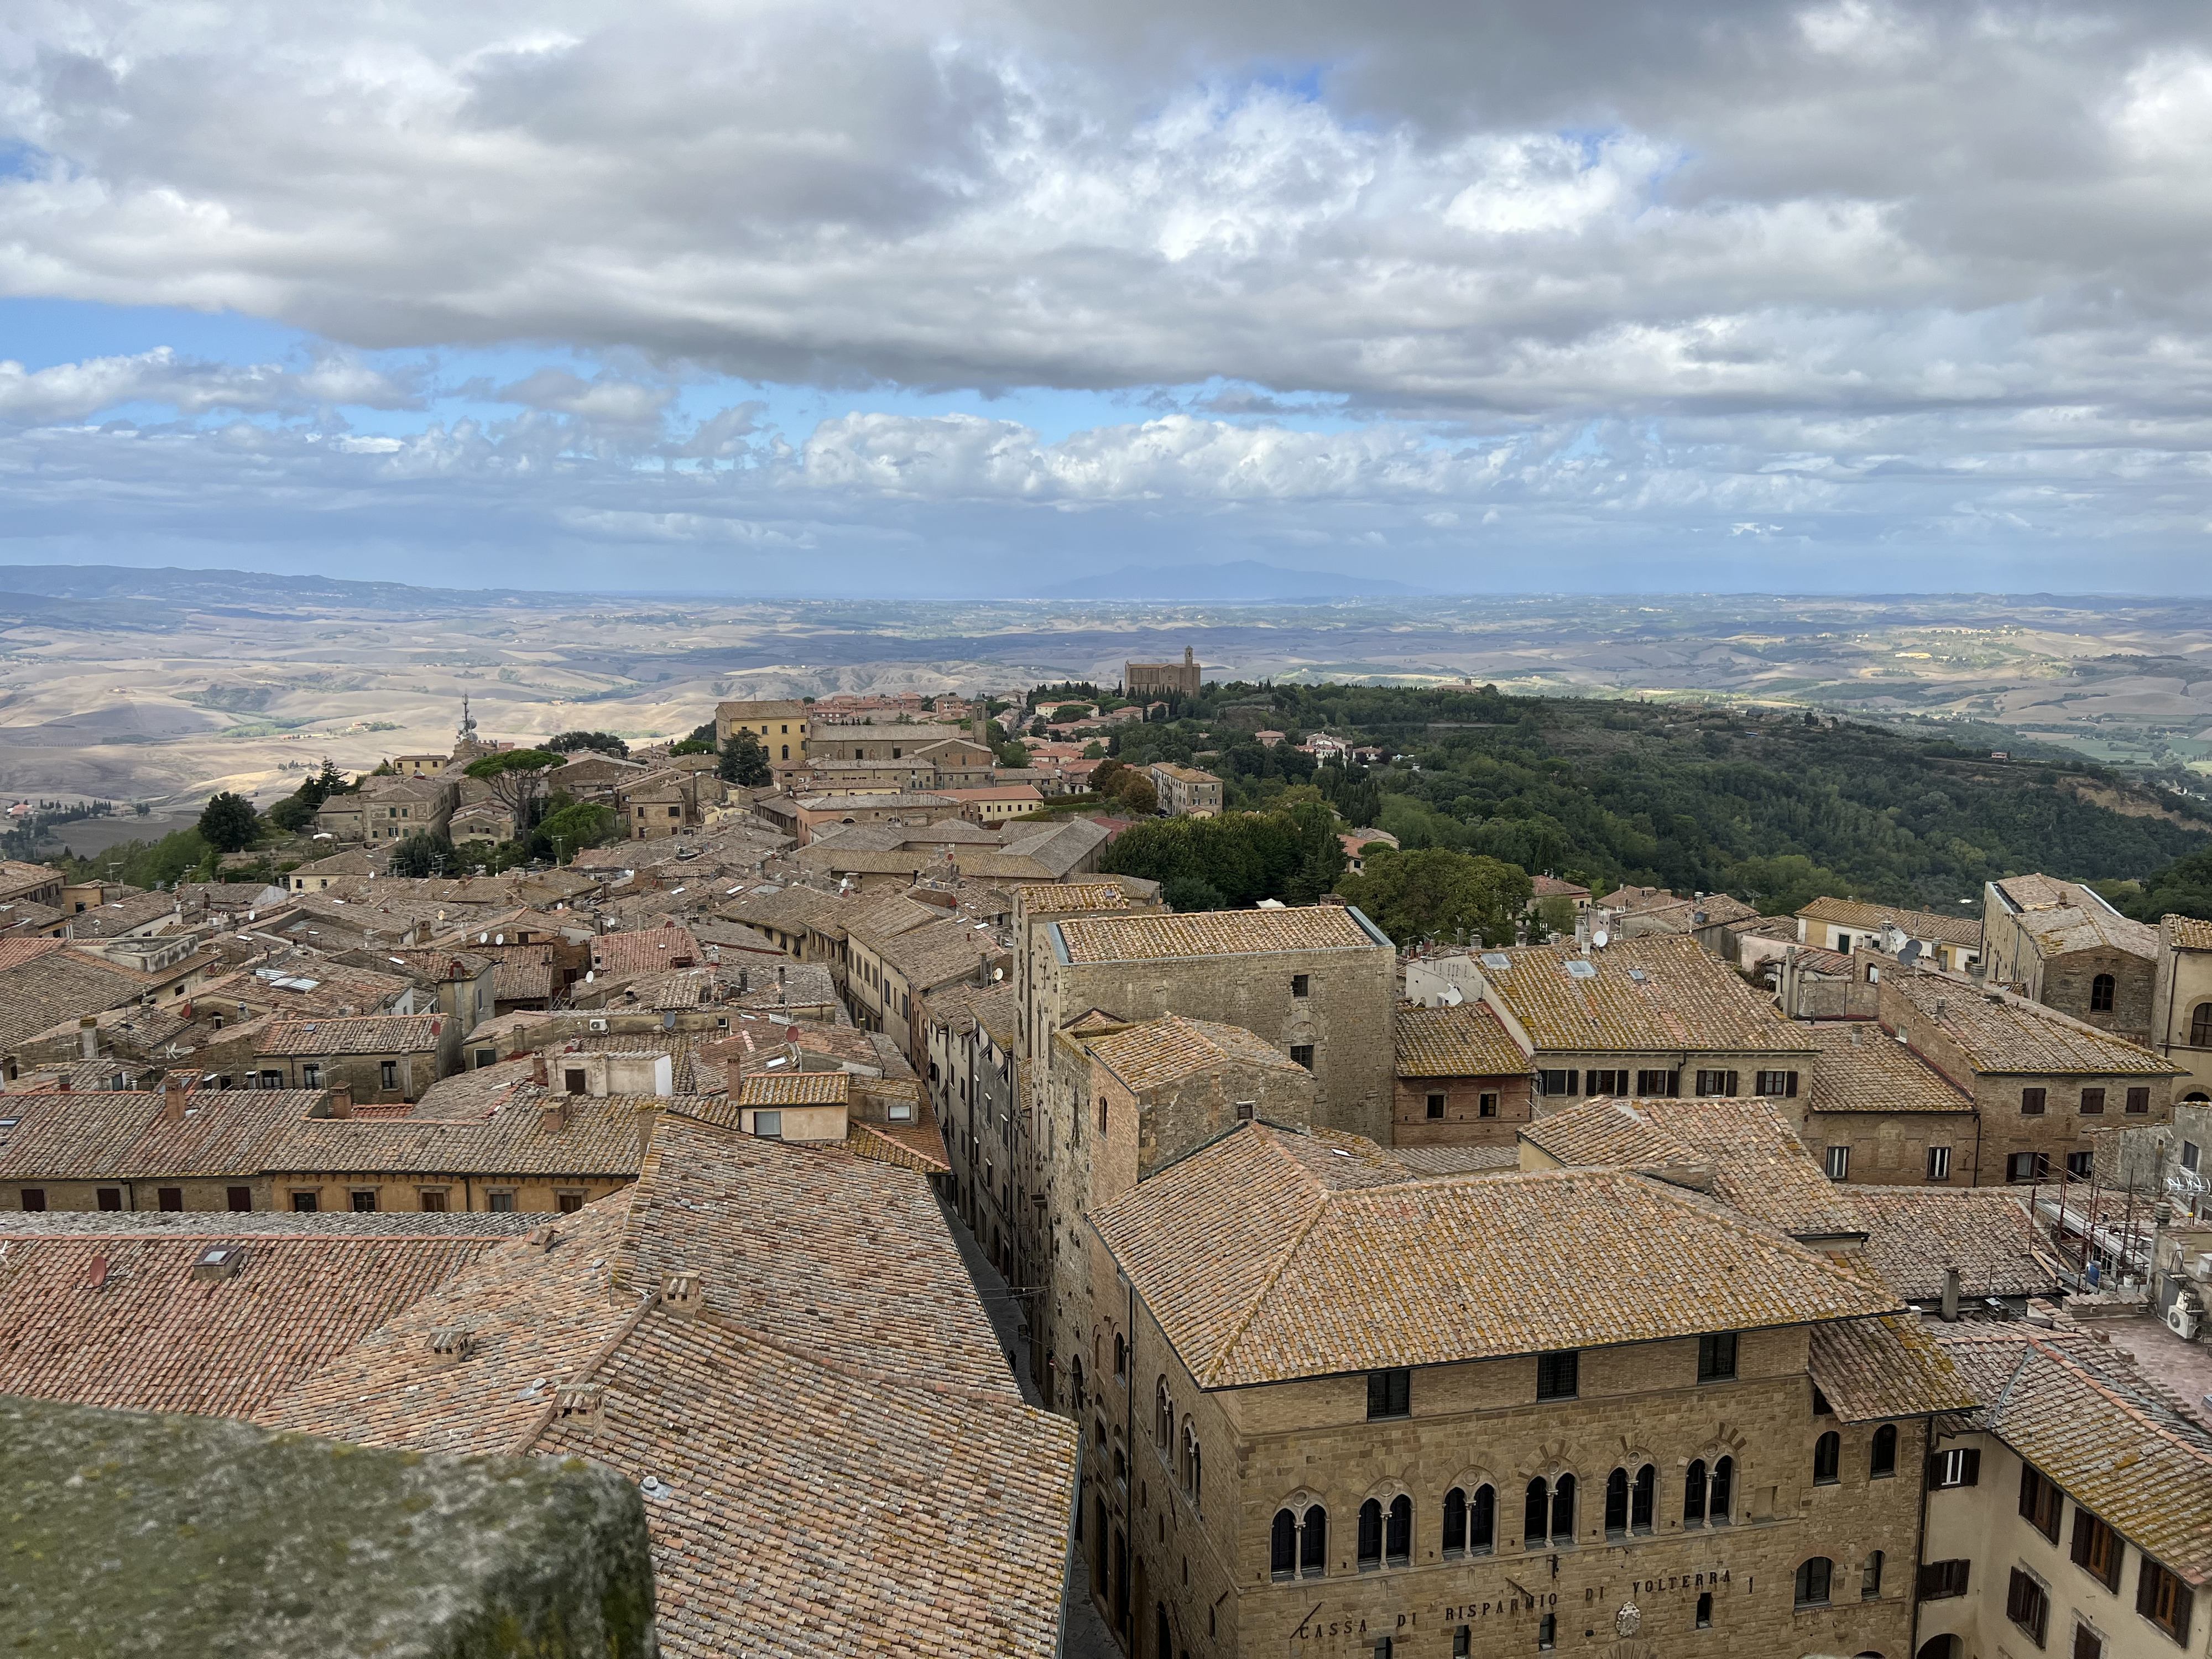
<box><xmin>4</xmin><ymin>0</ymin><xmax>2212</xmax><ymax>596</ymax></box>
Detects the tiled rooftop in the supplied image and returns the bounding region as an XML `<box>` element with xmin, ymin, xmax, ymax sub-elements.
<box><xmin>1936</xmin><ymin>1324</ymin><xmax>2212</xmax><ymax>1585</ymax></box>
<box><xmin>0</xmin><ymin>1222</ymin><xmax>509</xmax><ymax>1417</ymax></box>
<box><xmin>589</xmin><ymin>925</ymin><xmax>702</xmax><ymax>975</ymax></box>
<box><xmin>1853</xmin><ymin>1187</ymin><xmax>2062</xmax><ymax>1302</ymax></box>
<box><xmin>1887</xmin><ymin>969</ymin><xmax>2178</xmax><ymax>1076</ymax></box>
<box><xmin>2167</xmin><ymin>914</ymin><xmax>2212</xmax><ymax>952</ymax></box>
<box><xmin>1015</xmin><ymin>881</ymin><xmax>1133</xmax><ymax>914</ymax></box>
<box><xmin>1080</xmin><ymin>1014</ymin><xmax>1305</xmax><ymax>1093</ymax></box>
<box><xmin>258</xmin><ymin>1015</ymin><xmax>446</xmax><ymax>1056</ymax></box>
<box><xmin>0</xmin><ymin>1088</ymin><xmax>321</xmax><ymax>1182</ymax></box>
<box><xmin>1089</xmin><ymin>1123</ymin><xmax>1897</xmax><ymax>1387</ymax></box>
<box><xmin>1798</xmin><ymin>1020</ymin><xmax>1975</xmax><ymax>1114</ymax></box>
<box><xmin>1806</xmin><ymin>1314</ymin><xmax>1979</xmax><ymax>1422</ymax></box>
<box><xmin>1521</xmin><ymin>1095</ymin><xmax>1866</xmax><ymax>1241</ymax></box>
<box><xmin>1053</xmin><ymin>904</ymin><xmax>1386</xmax><ymax>963</ymax></box>
<box><xmin>1992</xmin><ymin>874</ymin><xmax>2161</xmax><ymax>960</ymax></box>
<box><xmin>1483</xmin><ymin>933</ymin><xmax>1812</xmax><ymax>1055</ymax></box>
<box><xmin>1797</xmin><ymin>895</ymin><xmax>1985</xmax><ymax>948</ymax></box>
<box><xmin>1394</xmin><ymin>1001</ymin><xmax>1531</xmax><ymax>1077</ymax></box>
<box><xmin>262</xmin><ymin>1087</ymin><xmax>680</xmax><ymax>1177</ymax></box>
<box><xmin>264</xmin><ymin>1113</ymin><xmax>1077</xmax><ymax>1656</ymax></box>
<box><xmin>736</xmin><ymin>1070</ymin><xmax>849</xmax><ymax>1106</ymax></box>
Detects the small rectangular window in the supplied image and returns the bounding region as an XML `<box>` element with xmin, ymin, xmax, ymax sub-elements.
<box><xmin>1694</xmin><ymin>1070</ymin><xmax>1739</xmax><ymax>1097</ymax></box>
<box><xmin>474</xmin><ymin>1048</ymin><xmax>497</xmax><ymax>1068</ymax></box>
<box><xmin>2187</xmin><ymin>1141</ymin><xmax>2203</xmax><ymax>1173</ymax></box>
<box><xmin>2067</xmin><ymin>1150</ymin><xmax>2094</xmax><ymax>1180</ymax></box>
<box><xmin>753</xmin><ymin>1110</ymin><xmax>783</xmax><ymax>1140</ymax></box>
<box><xmin>487</xmin><ymin>1190</ymin><xmax>516</xmax><ymax>1212</ymax></box>
<box><xmin>291</xmin><ymin>1191</ymin><xmax>318</xmax><ymax>1212</ymax></box>
<box><xmin>2070</xmin><ymin>1507</ymin><xmax>2123</xmax><ymax>1593</ymax></box>
<box><xmin>1366</xmin><ymin>1368</ymin><xmax>1411</xmax><ymax>1420</ymax></box>
<box><xmin>418</xmin><ymin>1188</ymin><xmax>448</xmax><ymax>1213</ymax></box>
<box><xmin>1635</xmin><ymin>1068</ymin><xmax>1678</xmax><ymax>1097</ymax></box>
<box><xmin>556</xmin><ymin>1191</ymin><xmax>584</xmax><ymax>1214</ymax></box>
<box><xmin>2007</xmin><ymin>1568</ymin><xmax>2051</xmax><ymax>1647</ymax></box>
<box><xmin>1825</xmin><ymin>1144</ymin><xmax>1850</xmax><ymax>1181</ymax></box>
<box><xmin>350</xmin><ymin>1190</ymin><xmax>377</xmax><ymax>1213</ymax></box>
<box><xmin>226</xmin><ymin>1186</ymin><xmax>252</xmax><ymax>1213</ymax></box>
<box><xmin>2079</xmin><ymin>1087</ymin><xmax>2106</xmax><ymax>1114</ymax></box>
<box><xmin>1426</xmin><ymin>1093</ymin><xmax>1446</xmax><ymax>1119</ymax></box>
<box><xmin>1918</xmin><ymin>1559</ymin><xmax>1971</xmax><ymax>1600</ymax></box>
<box><xmin>1289</xmin><ymin>1044</ymin><xmax>1314</xmax><ymax>1071</ymax></box>
<box><xmin>2073</xmin><ymin>1625</ymin><xmax>2103</xmax><ymax>1659</ymax></box>
<box><xmin>1479</xmin><ymin>1092</ymin><xmax>1499</xmax><ymax>1117</ymax></box>
<box><xmin>1697</xmin><ymin>1332</ymin><xmax>1738</xmax><ymax>1381</ymax></box>
<box><xmin>2138</xmin><ymin>1557</ymin><xmax>2194</xmax><ymax>1644</ymax></box>
<box><xmin>2022</xmin><ymin>1087</ymin><xmax>2047</xmax><ymax>1115</ymax></box>
<box><xmin>379</xmin><ymin>1060</ymin><xmax>398</xmax><ymax>1090</ymax></box>
<box><xmin>2126</xmin><ymin>1087</ymin><xmax>2151</xmax><ymax>1114</ymax></box>
<box><xmin>96</xmin><ymin>1188</ymin><xmax>123</xmax><ymax>1211</ymax></box>
<box><xmin>157</xmin><ymin>1187</ymin><xmax>183</xmax><ymax>1212</ymax></box>
<box><xmin>1929</xmin><ymin>1447</ymin><xmax>1980</xmax><ymax>1489</ymax></box>
<box><xmin>1291</xmin><ymin>973</ymin><xmax>1310</xmax><ymax>998</ymax></box>
<box><xmin>19</xmin><ymin>1188</ymin><xmax>46</xmax><ymax>1212</ymax></box>
<box><xmin>2019</xmin><ymin>1465</ymin><xmax>2063</xmax><ymax>1542</ymax></box>
<box><xmin>1539</xmin><ymin>1068</ymin><xmax>1578</xmax><ymax>1097</ymax></box>
<box><xmin>1927</xmin><ymin>1145</ymin><xmax>1952</xmax><ymax>1181</ymax></box>
<box><xmin>2008</xmin><ymin>1151</ymin><xmax>2051</xmax><ymax>1183</ymax></box>
<box><xmin>1535</xmin><ymin>1349</ymin><xmax>1579</xmax><ymax>1401</ymax></box>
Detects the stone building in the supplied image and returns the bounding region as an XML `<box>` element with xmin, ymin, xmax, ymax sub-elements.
<box><xmin>1079</xmin><ymin>1120</ymin><xmax>1937</xmax><ymax>1659</ymax></box>
<box><xmin>1478</xmin><ymin>935</ymin><xmax>1820</xmax><ymax>1114</ymax></box>
<box><xmin>1147</xmin><ymin>762</ymin><xmax>1223</xmax><ymax>818</ymax></box>
<box><xmin>1793</xmin><ymin>1018</ymin><xmax>1978</xmax><ymax>1187</ymax></box>
<box><xmin>1040</xmin><ymin>1014</ymin><xmax>1315</xmax><ymax>1416</ymax></box>
<box><xmin>1030</xmin><ymin>904</ymin><xmax>1397</xmax><ymax>1142</ymax></box>
<box><xmin>712</xmin><ymin>697</ymin><xmax>809</xmax><ymax>761</ymax></box>
<box><xmin>0</xmin><ymin>1077</ymin><xmax>325</xmax><ymax>1213</ymax></box>
<box><xmin>1921</xmin><ymin>1322</ymin><xmax>2212</xmax><ymax>1659</ymax></box>
<box><xmin>1796</xmin><ymin>896</ymin><xmax>1984</xmax><ymax>974</ymax></box>
<box><xmin>1391</xmin><ymin>1002</ymin><xmax>1535</xmax><ymax>1148</ymax></box>
<box><xmin>1855</xmin><ymin>967</ymin><xmax>2182</xmax><ymax>1188</ymax></box>
<box><xmin>923</xmin><ymin>981</ymin><xmax>1022</xmax><ymax>1274</ymax></box>
<box><xmin>252</xmin><ymin>1014</ymin><xmax>458</xmax><ymax>1105</ymax></box>
<box><xmin>1125</xmin><ymin>646</ymin><xmax>1203</xmax><ymax>699</ymax></box>
<box><xmin>1983</xmin><ymin>874</ymin><xmax>2161</xmax><ymax>1045</ymax></box>
<box><xmin>2152</xmin><ymin>914</ymin><xmax>2212</xmax><ymax>1101</ymax></box>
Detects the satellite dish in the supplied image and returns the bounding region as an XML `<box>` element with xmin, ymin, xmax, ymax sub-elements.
<box><xmin>1592</xmin><ymin>930</ymin><xmax>1609</xmax><ymax>950</ymax></box>
<box><xmin>1899</xmin><ymin>939</ymin><xmax>1923</xmax><ymax>967</ymax></box>
<box><xmin>1442</xmin><ymin>984</ymin><xmax>1464</xmax><ymax>1006</ymax></box>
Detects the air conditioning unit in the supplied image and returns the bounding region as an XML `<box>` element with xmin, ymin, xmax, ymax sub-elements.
<box><xmin>588</xmin><ymin>1018</ymin><xmax>608</xmax><ymax>1032</ymax></box>
<box><xmin>2168</xmin><ymin>1302</ymin><xmax>2200</xmax><ymax>1340</ymax></box>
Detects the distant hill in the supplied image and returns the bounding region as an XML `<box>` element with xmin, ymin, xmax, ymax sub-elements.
<box><xmin>1037</xmin><ymin>561</ymin><xmax>1422</xmax><ymax>602</ymax></box>
<box><xmin>0</xmin><ymin>564</ymin><xmax>554</xmax><ymax>615</ymax></box>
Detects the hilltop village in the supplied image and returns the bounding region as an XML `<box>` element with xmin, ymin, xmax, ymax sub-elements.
<box><xmin>6</xmin><ymin>666</ymin><xmax>2212</xmax><ymax>1659</ymax></box>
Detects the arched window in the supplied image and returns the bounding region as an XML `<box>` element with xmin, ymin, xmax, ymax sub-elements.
<box><xmin>1861</xmin><ymin>1549</ymin><xmax>1885</xmax><ymax>1599</ymax></box>
<box><xmin>1386</xmin><ymin>1495</ymin><xmax>1411</xmax><ymax>1567</ymax></box>
<box><xmin>1795</xmin><ymin>1557</ymin><xmax>1834</xmax><ymax>1608</ymax></box>
<box><xmin>1814</xmin><ymin>1431</ymin><xmax>1841</xmax><ymax>1484</ymax></box>
<box><xmin>1469</xmin><ymin>1484</ymin><xmax>1495</xmax><ymax>1553</ymax></box>
<box><xmin>1113</xmin><ymin>1333</ymin><xmax>1126</xmax><ymax>1379</ymax></box>
<box><xmin>1870</xmin><ymin>1423</ymin><xmax>1897</xmax><ymax>1479</ymax></box>
<box><xmin>1604</xmin><ymin>1468</ymin><xmax>1630</xmax><ymax>1535</ymax></box>
<box><xmin>1550</xmin><ymin>1474</ymin><xmax>1577</xmax><ymax>1544</ymax></box>
<box><xmin>1694</xmin><ymin>1592</ymin><xmax>1712</xmax><ymax>1629</ymax></box>
<box><xmin>2193</xmin><ymin>1002</ymin><xmax>2212</xmax><ymax>1047</ymax></box>
<box><xmin>1632</xmin><ymin>1463</ymin><xmax>1655</xmax><ymax>1533</ymax></box>
<box><xmin>1155</xmin><ymin>1378</ymin><xmax>1172</xmax><ymax>1447</ymax></box>
<box><xmin>1098</xmin><ymin>1095</ymin><xmax>1109</xmax><ymax>1131</ymax></box>
<box><xmin>1442</xmin><ymin>1488</ymin><xmax>1467</xmax><ymax>1557</ymax></box>
<box><xmin>1358</xmin><ymin>1499</ymin><xmax>1384</xmax><ymax>1570</ymax></box>
<box><xmin>2090</xmin><ymin>973</ymin><xmax>2116</xmax><ymax>1013</ymax></box>
<box><xmin>1071</xmin><ymin>1357</ymin><xmax>1086</xmax><ymax>1416</ymax></box>
<box><xmin>1270</xmin><ymin>1510</ymin><xmax>1297</xmax><ymax>1580</ymax></box>
<box><xmin>1156</xmin><ymin>1604</ymin><xmax>1170</xmax><ymax>1659</ymax></box>
<box><xmin>1709</xmin><ymin>1456</ymin><xmax>1733</xmax><ymax>1524</ymax></box>
<box><xmin>1300</xmin><ymin>1506</ymin><xmax>1327</xmax><ymax>1577</ymax></box>
<box><xmin>1182</xmin><ymin>1422</ymin><xmax>1202</xmax><ymax>1511</ymax></box>
<box><xmin>1524</xmin><ymin>1478</ymin><xmax>1549</xmax><ymax>1547</ymax></box>
<box><xmin>1682</xmin><ymin>1459</ymin><xmax>1708</xmax><ymax>1526</ymax></box>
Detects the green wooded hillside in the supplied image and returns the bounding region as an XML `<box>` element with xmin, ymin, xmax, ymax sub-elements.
<box><xmin>1102</xmin><ymin>683</ymin><xmax>2212</xmax><ymax>914</ymax></box>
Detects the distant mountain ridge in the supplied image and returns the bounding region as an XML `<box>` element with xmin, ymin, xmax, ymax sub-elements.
<box><xmin>1037</xmin><ymin>560</ymin><xmax>1422</xmax><ymax>601</ymax></box>
<box><xmin>0</xmin><ymin>564</ymin><xmax>552</xmax><ymax>614</ymax></box>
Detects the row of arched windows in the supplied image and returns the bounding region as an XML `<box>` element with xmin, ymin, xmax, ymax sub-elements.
<box><xmin>1152</xmin><ymin>1378</ymin><xmax>1202</xmax><ymax>1512</ymax></box>
<box><xmin>1270</xmin><ymin>1457</ymin><xmax>1736</xmax><ymax>1580</ymax></box>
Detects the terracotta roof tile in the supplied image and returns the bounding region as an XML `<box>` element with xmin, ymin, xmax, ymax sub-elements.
<box><xmin>1395</xmin><ymin>1002</ymin><xmax>1531</xmax><ymax>1077</ymax></box>
<box><xmin>1798</xmin><ymin>1020</ymin><xmax>1976</xmax><ymax>1113</ymax></box>
<box><xmin>2166</xmin><ymin>914</ymin><xmax>2212</xmax><ymax>952</ymax></box>
<box><xmin>1992</xmin><ymin>874</ymin><xmax>2161</xmax><ymax>959</ymax></box>
<box><xmin>1483</xmin><ymin>934</ymin><xmax>1813</xmax><ymax>1055</ymax></box>
<box><xmin>1797</xmin><ymin>896</ymin><xmax>1985</xmax><ymax>948</ymax></box>
<box><xmin>0</xmin><ymin>1089</ymin><xmax>320</xmax><ymax>1181</ymax></box>
<box><xmin>736</xmin><ymin>1070</ymin><xmax>848</xmax><ymax>1107</ymax></box>
<box><xmin>1054</xmin><ymin>904</ymin><xmax>1387</xmax><ymax>963</ymax></box>
<box><xmin>257</xmin><ymin>1015</ymin><xmax>446</xmax><ymax>1055</ymax></box>
<box><xmin>1807</xmin><ymin>1314</ymin><xmax>1979</xmax><ymax>1422</ymax></box>
<box><xmin>1091</xmin><ymin>1123</ymin><xmax>1898</xmax><ymax>1388</ymax></box>
<box><xmin>1888</xmin><ymin>971</ymin><xmax>2178</xmax><ymax>1075</ymax></box>
<box><xmin>1854</xmin><ymin>1188</ymin><xmax>2064</xmax><ymax>1301</ymax></box>
<box><xmin>263</xmin><ymin>1088</ymin><xmax>677</xmax><ymax>1178</ymax></box>
<box><xmin>1080</xmin><ymin>1014</ymin><xmax>1306</xmax><ymax>1093</ymax></box>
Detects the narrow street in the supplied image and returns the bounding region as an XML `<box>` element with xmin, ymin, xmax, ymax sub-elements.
<box><xmin>941</xmin><ymin>1196</ymin><xmax>1122</xmax><ymax>1659</ymax></box>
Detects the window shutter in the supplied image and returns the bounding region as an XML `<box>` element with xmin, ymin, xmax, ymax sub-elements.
<box><xmin>1786</xmin><ymin>1070</ymin><xmax>1799</xmax><ymax>1098</ymax></box>
<box><xmin>1927</xmin><ymin>1453</ymin><xmax>1944</xmax><ymax>1486</ymax></box>
<box><xmin>1963</xmin><ymin>1448</ymin><xmax>1980</xmax><ymax>1486</ymax></box>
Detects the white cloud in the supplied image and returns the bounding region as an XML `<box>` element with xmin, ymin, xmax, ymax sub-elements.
<box><xmin>0</xmin><ymin>347</ymin><xmax>420</xmax><ymax>423</ymax></box>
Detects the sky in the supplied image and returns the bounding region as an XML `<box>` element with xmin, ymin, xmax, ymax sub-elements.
<box><xmin>5</xmin><ymin>0</ymin><xmax>2212</xmax><ymax>597</ymax></box>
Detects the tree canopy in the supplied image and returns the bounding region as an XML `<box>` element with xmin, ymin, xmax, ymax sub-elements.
<box><xmin>719</xmin><ymin>729</ymin><xmax>770</xmax><ymax>786</ymax></box>
<box><xmin>196</xmin><ymin>791</ymin><xmax>260</xmax><ymax>854</ymax></box>
<box><xmin>1335</xmin><ymin>846</ymin><xmax>1532</xmax><ymax>947</ymax></box>
<box><xmin>546</xmin><ymin>730</ymin><xmax>630</xmax><ymax>758</ymax></box>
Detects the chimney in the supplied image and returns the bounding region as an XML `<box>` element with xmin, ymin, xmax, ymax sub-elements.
<box><xmin>1941</xmin><ymin>1266</ymin><xmax>1960</xmax><ymax>1323</ymax></box>
<box><xmin>541</xmin><ymin>1098</ymin><xmax>570</xmax><ymax>1134</ymax></box>
<box><xmin>326</xmin><ymin>1080</ymin><xmax>354</xmax><ymax>1119</ymax></box>
<box><xmin>531</xmin><ymin>1052</ymin><xmax>549</xmax><ymax>1087</ymax></box>
<box><xmin>161</xmin><ymin>1072</ymin><xmax>190</xmax><ymax>1124</ymax></box>
<box><xmin>79</xmin><ymin>1015</ymin><xmax>98</xmax><ymax>1061</ymax></box>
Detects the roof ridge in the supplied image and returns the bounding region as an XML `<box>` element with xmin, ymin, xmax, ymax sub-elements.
<box><xmin>505</xmin><ymin>1288</ymin><xmax>657</xmax><ymax>1455</ymax></box>
<box><xmin>1197</xmin><ymin>1133</ymin><xmax>1333</xmax><ymax>1389</ymax></box>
